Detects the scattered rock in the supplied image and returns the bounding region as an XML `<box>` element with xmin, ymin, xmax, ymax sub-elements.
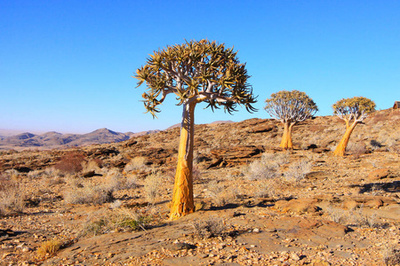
<box><xmin>275</xmin><ymin>198</ymin><xmax>321</xmax><ymax>214</ymax></box>
<box><xmin>368</xmin><ymin>168</ymin><xmax>390</xmax><ymax>180</ymax></box>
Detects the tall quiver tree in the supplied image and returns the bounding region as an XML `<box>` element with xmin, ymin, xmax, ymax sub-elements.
<box><xmin>332</xmin><ymin>97</ymin><xmax>376</xmax><ymax>156</ymax></box>
<box><xmin>265</xmin><ymin>90</ymin><xmax>318</xmax><ymax>149</ymax></box>
<box><xmin>135</xmin><ymin>40</ymin><xmax>257</xmax><ymax>220</ymax></box>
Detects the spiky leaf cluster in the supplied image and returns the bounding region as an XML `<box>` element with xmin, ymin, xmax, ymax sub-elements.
<box><xmin>264</xmin><ymin>90</ymin><xmax>318</xmax><ymax>124</ymax></box>
<box><xmin>135</xmin><ymin>39</ymin><xmax>257</xmax><ymax>117</ymax></box>
<box><xmin>333</xmin><ymin>96</ymin><xmax>376</xmax><ymax>122</ymax></box>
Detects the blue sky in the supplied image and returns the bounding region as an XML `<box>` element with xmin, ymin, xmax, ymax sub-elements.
<box><xmin>1</xmin><ymin>1</ymin><xmax>399</xmax><ymax>133</ymax></box>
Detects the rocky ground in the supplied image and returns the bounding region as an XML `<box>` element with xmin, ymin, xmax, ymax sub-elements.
<box><xmin>0</xmin><ymin>109</ymin><xmax>399</xmax><ymax>265</ymax></box>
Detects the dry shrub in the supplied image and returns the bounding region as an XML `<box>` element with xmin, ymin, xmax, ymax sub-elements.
<box><xmin>63</xmin><ymin>167</ymin><xmax>140</xmax><ymax>205</ymax></box>
<box><xmin>63</xmin><ymin>183</ymin><xmax>114</xmax><ymax>205</ymax></box>
<box><xmin>254</xmin><ymin>179</ymin><xmax>278</xmax><ymax>198</ymax></box>
<box><xmin>0</xmin><ymin>174</ymin><xmax>27</xmax><ymax>215</ymax></box>
<box><xmin>383</xmin><ymin>246</ymin><xmax>400</xmax><ymax>266</ymax></box>
<box><xmin>192</xmin><ymin>216</ymin><xmax>225</xmax><ymax>239</ymax></box>
<box><xmin>244</xmin><ymin>152</ymin><xmax>288</xmax><ymax>181</ymax></box>
<box><xmin>37</xmin><ymin>238</ymin><xmax>62</xmax><ymax>258</ymax></box>
<box><xmin>64</xmin><ymin>176</ymin><xmax>115</xmax><ymax>205</ymax></box>
<box><xmin>348</xmin><ymin>142</ymin><xmax>368</xmax><ymax>157</ymax></box>
<box><xmin>206</xmin><ymin>180</ymin><xmax>227</xmax><ymax>206</ymax></box>
<box><xmin>54</xmin><ymin>152</ymin><xmax>85</xmax><ymax>174</ymax></box>
<box><xmin>325</xmin><ymin>206</ymin><xmax>346</xmax><ymax>224</ymax></box>
<box><xmin>144</xmin><ymin>171</ymin><xmax>162</xmax><ymax>204</ymax></box>
<box><xmin>284</xmin><ymin>159</ymin><xmax>312</xmax><ymax>182</ymax></box>
<box><xmin>81</xmin><ymin>159</ymin><xmax>102</xmax><ymax>173</ymax></box>
<box><xmin>124</xmin><ymin>156</ymin><xmax>147</xmax><ymax>173</ymax></box>
<box><xmin>80</xmin><ymin>207</ymin><xmax>152</xmax><ymax>237</ymax></box>
<box><xmin>326</xmin><ymin>206</ymin><xmax>379</xmax><ymax>228</ymax></box>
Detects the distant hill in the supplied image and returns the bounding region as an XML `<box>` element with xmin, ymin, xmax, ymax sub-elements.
<box><xmin>0</xmin><ymin>128</ymin><xmax>135</xmax><ymax>150</ymax></box>
<box><xmin>0</xmin><ymin>120</ymin><xmax>236</xmax><ymax>150</ymax></box>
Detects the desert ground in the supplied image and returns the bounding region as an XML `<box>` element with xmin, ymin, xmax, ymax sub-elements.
<box><xmin>0</xmin><ymin>109</ymin><xmax>399</xmax><ymax>265</ymax></box>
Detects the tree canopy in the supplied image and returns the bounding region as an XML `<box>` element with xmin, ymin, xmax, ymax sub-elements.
<box><xmin>332</xmin><ymin>96</ymin><xmax>376</xmax><ymax>156</ymax></box>
<box><xmin>264</xmin><ymin>90</ymin><xmax>318</xmax><ymax>124</ymax></box>
<box><xmin>135</xmin><ymin>39</ymin><xmax>257</xmax><ymax>117</ymax></box>
<box><xmin>333</xmin><ymin>96</ymin><xmax>376</xmax><ymax>123</ymax></box>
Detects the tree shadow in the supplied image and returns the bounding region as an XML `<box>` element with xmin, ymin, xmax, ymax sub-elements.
<box><xmin>352</xmin><ymin>181</ymin><xmax>400</xmax><ymax>194</ymax></box>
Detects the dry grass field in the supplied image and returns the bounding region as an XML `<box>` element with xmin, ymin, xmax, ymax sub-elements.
<box><xmin>0</xmin><ymin>109</ymin><xmax>399</xmax><ymax>265</ymax></box>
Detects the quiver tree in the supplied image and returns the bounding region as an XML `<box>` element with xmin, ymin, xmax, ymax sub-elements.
<box><xmin>264</xmin><ymin>90</ymin><xmax>318</xmax><ymax>149</ymax></box>
<box><xmin>332</xmin><ymin>96</ymin><xmax>376</xmax><ymax>156</ymax></box>
<box><xmin>135</xmin><ymin>40</ymin><xmax>257</xmax><ymax>220</ymax></box>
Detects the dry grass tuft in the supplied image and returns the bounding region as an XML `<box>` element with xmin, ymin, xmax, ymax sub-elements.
<box><xmin>37</xmin><ymin>238</ymin><xmax>62</xmax><ymax>258</ymax></box>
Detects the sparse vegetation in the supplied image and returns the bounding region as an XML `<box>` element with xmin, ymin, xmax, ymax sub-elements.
<box><xmin>283</xmin><ymin>159</ymin><xmax>312</xmax><ymax>183</ymax></box>
<box><xmin>0</xmin><ymin>109</ymin><xmax>399</xmax><ymax>265</ymax></box>
<box><xmin>37</xmin><ymin>238</ymin><xmax>63</xmax><ymax>258</ymax></box>
<box><xmin>0</xmin><ymin>174</ymin><xmax>27</xmax><ymax>215</ymax></box>
<box><xmin>144</xmin><ymin>171</ymin><xmax>162</xmax><ymax>204</ymax></box>
<box><xmin>54</xmin><ymin>151</ymin><xmax>85</xmax><ymax>173</ymax></box>
<box><xmin>192</xmin><ymin>216</ymin><xmax>225</xmax><ymax>239</ymax></box>
<box><xmin>81</xmin><ymin>207</ymin><xmax>153</xmax><ymax>237</ymax></box>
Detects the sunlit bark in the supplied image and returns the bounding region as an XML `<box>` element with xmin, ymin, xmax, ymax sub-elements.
<box><xmin>333</xmin><ymin>120</ymin><xmax>357</xmax><ymax>156</ymax></box>
<box><xmin>280</xmin><ymin>122</ymin><xmax>294</xmax><ymax>149</ymax></box>
<box><xmin>169</xmin><ymin>101</ymin><xmax>196</xmax><ymax>220</ymax></box>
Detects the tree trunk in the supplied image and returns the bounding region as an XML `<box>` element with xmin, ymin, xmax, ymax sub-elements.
<box><xmin>169</xmin><ymin>101</ymin><xmax>196</xmax><ymax>220</ymax></box>
<box><xmin>333</xmin><ymin>121</ymin><xmax>358</xmax><ymax>156</ymax></box>
<box><xmin>280</xmin><ymin>122</ymin><xmax>294</xmax><ymax>150</ymax></box>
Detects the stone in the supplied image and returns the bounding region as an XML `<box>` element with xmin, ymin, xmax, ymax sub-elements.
<box><xmin>274</xmin><ymin>198</ymin><xmax>321</xmax><ymax>214</ymax></box>
<box><xmin>366</xmin><ymin>199</ymin><xmax>384</xmax><ymax>208</ymax></box>
<box><xmin>368</xmin><ymin>168</ymin><xmax>390</xmax><ymax>181</ymax></box>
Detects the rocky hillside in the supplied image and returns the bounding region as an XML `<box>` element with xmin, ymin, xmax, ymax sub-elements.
<box><xmin>0</xmin><ymin>109</ymin><xmax>399</xmax><ymax>265</ymax></box>
<box><xmin>0</xmin><ymin>128</ymin><xmax>135</xmax><ymax>150</ymax></box>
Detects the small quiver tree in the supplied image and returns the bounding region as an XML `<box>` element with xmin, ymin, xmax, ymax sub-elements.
<box><xmin>135</xmin><ymin>40</ymin><xmax>257</xmax><ymax>220</ymax></box>
<box><xmin>264</xmin><ymin>90</ymin><xmax>318</xmax><ymax>149</ymax></box>
<box><xmin>332</xmin><ymin>96</ymin><xmax>376</xmax><ymax>156</ymax></box>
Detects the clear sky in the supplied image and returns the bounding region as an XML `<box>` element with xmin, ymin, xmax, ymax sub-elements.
<box><xmin>1</xmin><ymin>0</ymin><xmax>399</xmax><ymax>134</ymax></box>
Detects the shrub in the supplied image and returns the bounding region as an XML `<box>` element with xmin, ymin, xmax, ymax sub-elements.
<box><xmin>244</xmin><ymin>152</ymin><xmax>287</xmax><ymax>180</ymax></box>
<box><xmin>63</xmin><ymin>176</ymin><xmax>115</xmax><ymax>205</ymax></box>
<box><xmin>80</xmin><ymin>208</ymin><xmax>151</xmax><ymax>237</ymax></box>
<box><xmin>348</xmin><ymin>142</ymin><xmax>368</xmax><ymax>156</ymax></box>
<box><xmin>192</xmin><ymin>216</ymin><xmax>225</xmax><ymax>239</ymax></box>
<box><xmin>0</xmin><ymin>177</ymin><xmax>26</xmax><ymax>215</ymax></box>
<box><xmin>54</xmin><ymin>152</ymin><xmax>85</xmax><ymax>174</ymax></box>
<box><xmin>206</xmin><ymin>180</ymin><xmax>239</xmax><ymax>206</ymax></box>
<box><xmin>284</xmin><ymin>159</ymin><xmax>312</xmax><ymax>182</ymax></box>
<box><xmin>144</xmin><ymin>171</ymin><xmax>162</xmax><ymax>204</ymax></box>
<box><xmin>383</xmin><ymin>246</ymin><xmax>400</xmax><ymax>266</ymax></box>
<box><xmin>81</xmin><ymin>159</ymin><xmax>102</xmax><ymax>173</ymax></box>
<box><xmin>124</xmin><ymin>156</ymin><xmax>147</xmax><ymax>173</ymax></box>
<box><xmin>254</xmin><ymin>179</ymin><xmax>278</xmax><ymax>198</ymax></box>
